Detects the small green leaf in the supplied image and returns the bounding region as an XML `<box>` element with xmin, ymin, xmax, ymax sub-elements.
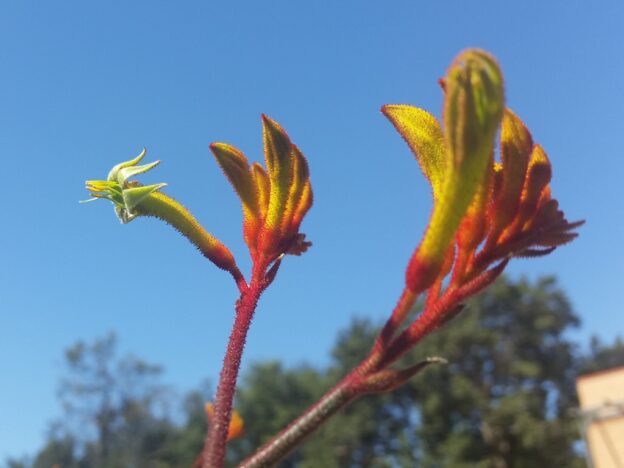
<box><xmin>122</xmin><ymin>183</ymin><xmax>168</xmax><ymax>213</ymax></box>
<box><xmin>107</xmin><ymin>148</ymin><xmax>147</xmax><ymax>181</ymax></box>
<box><xmin>117</xmin><ymin>160</ymin><xmax>161</xmax><ymax>186</ymax></box>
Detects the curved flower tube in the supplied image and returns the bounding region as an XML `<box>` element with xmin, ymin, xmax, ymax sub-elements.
<box><xmin>83</xmin><ymin>149</ymin><xmax>242</xmax><ymax>281</ymax></box>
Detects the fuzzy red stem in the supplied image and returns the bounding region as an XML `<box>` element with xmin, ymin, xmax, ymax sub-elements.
<box><xmin>380</xmin><ymin>259</ymin><xmax>508</xmax><ymax>368</ymax></box>
<box><xmin>238</xmin><ymin>288</ymin><xmax>417</xmax><ymax>467</ymax></box>
<box><xmin>202</xmin><ymin>267</ymin><xmax>265</xmax><ymax>468</ymax></box>
<box><xmin>239</xmin><ymin>376</ymin><xmax>356</xmax><ymax>467</ymax></box>
<box><xmin>370</xmin><ymin>287</ymin><xmax>417</xmax><ymax>358</ymax></box>
<box><xmin>238</xmin><ymin>260</ymin><xmax>507</xmax><ymax>467</ymax></box>
<box><xmin>230</xmin><ymin>266</ymin><xmax>249</xmax><ymax>293</ymax></box>
<box><xmin>379</xmin><ymin>289</ymin><xmax>460</xmax><ymax>369</ymax></box>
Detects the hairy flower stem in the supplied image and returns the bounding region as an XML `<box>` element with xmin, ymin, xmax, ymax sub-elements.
<box><xmin>238</xmin><ymin>342</ymin><xmax>406</xmax><ymax>467</ymax></box>
<box><xmin>238</xmin><ymin>289</ymin><xmax>423</xmax><ymax>467</ymax></box>
<box><xmin>241</xmin><ymin>262</ymin><xmax>508</xmax><ymax>467</ymax></box>
<box><xmin>239</xmin><ymin>376</ymin><xmax>356</xmax><ymax>468</ymax></box>
<box><xmin>371</xmin><ymin>287</ymin><xmax>417</xmax><ymax>356</ymax></box>
<box><xmin>379</xmin><ymin>260</ymin><xmax>509</xmax><ymax>368</ymax></box>
<box><xmin>202</xmin><ymin>264</ymin><xmax>268</xmax><ymax>468</ymax></box>
<box><xmin>136</xmin><ymin>192</ymin><xmax>243</xmax><ymax>282</ymax></box>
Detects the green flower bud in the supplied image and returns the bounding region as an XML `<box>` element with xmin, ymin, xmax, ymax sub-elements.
<box><xmin>82</xmin><ymin>149</ymin><xmax>166</xmax><ymax>223</ymax></box>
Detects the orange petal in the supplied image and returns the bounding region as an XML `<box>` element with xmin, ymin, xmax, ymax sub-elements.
<box><xmin>227</xmin><ymin>408</ymin><xmax>245</xmax><ymax>440</ymax></box>
<box><xmin>489</xmin><ymin>109</ymin><xmax>532</xmax><ymax>241</ymax></box>
<box><xmin>517</xmin><ymin>144</ymin><xmax>552</xmax><ymax>225</ymax></box>
<box><xmin>205</xmin><ymin>403</ymin><xmax>245</xmax><ymax>441</ymax></box>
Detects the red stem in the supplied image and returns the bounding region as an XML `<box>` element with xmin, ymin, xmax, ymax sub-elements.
<box><xmin>237</xmin><ymin>267</ymin><xmax>504</xmax><ymax>466</ymax></box>
<box><xmin>230</xmin><ymin>266</ymin><xmax>249</xmax><ymax>293</ymax></box>
<box><xmin>239</xmin><ymin>377</ymin><xmax>356</xmax><ymax>467</ymax></box>
<box><xmin>237</xmin><ymin>245</ymin><xmax>509</xmax><ymax>467</ymax></box>
<box><xmin>202</xmin><ymin>267</ymin><xmax>266</xmax><ymax>468</ymax></box>
<box><xmin>370</xmin><ymin>287</ymin><xmax>417</xmax><ymax>358</ymax></box>
<box><xmin>380</xmin><ymin>259</ymin><xmax>508</xmax><ymax>368</ymax></box>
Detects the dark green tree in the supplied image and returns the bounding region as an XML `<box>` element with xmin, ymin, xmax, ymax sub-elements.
<box><xmin>5</xmin><ymin>334</ymin><xmax>215</xmax><ymax>468</ymax></box>
<box><xmin>158</xmin><ymin>389</ymin><xmax>213</xmax><ymax>467</ymax></box>
<box><xmin>402</xmin><ymin>276</ymin><xmax>584</xmax><ymax>468</ymax></box>
<box><xmin>227</xmin><ymin>361</ymin><xmax>330</xmax><ymax>466</ymax></box>
<box><xmin>31</xmin><ymin>426</ymin><xmax>82</xmax><ymax>468</ymax></box>
<box><xmin>9</xmin><ymin>277</ymin><xmax>601</xmax><ymax>468</ymax></box>
<box><xmin>579</xmin><ymin>336</ymin><xmax>624</xmax><ymax>375</ymax></box>
<box><xmin>40</xmin><ymin>333</ymin><xmax>175</xmax><ymax>468</ymax></box>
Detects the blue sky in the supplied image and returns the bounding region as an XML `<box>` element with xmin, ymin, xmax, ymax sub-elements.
<box><xmin>1</xmin><ymin>0</ymin><xmax>623</xmax><ymax>461</ymax></box>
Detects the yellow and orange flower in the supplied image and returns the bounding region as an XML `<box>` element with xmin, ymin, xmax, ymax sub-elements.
<box><xmin>211</xmin><ymin>115</ymin><xmax>312</xmax><ymax>265</ymax></box>
<box><xmin>383</xmin><ymin>49</ymin><xmax>581</xmax><ymax>294</ymax></box>
<box><xmin>83</xmin><ymin>149</ymin><xmax>239</xmax><ymax>276</ymax></box>
<box><xmin>205</xmin><ymin>402</ymin><xmax>244</xmax><ymax>441</ymax></box>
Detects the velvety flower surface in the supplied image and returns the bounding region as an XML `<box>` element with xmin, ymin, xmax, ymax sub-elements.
<box><xmin>211</xmin><ymin>115</ymin><xmax>312</xmax><ymax>265</ymax></box>
<box><xmin>383</xmin><ymin>49</ymin><xmax>581</xmax><ymax>294</ymax></box>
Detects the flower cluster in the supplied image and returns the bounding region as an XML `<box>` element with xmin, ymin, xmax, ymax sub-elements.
<box><xmin>383</xmin><ymin>50</ymin><xmax>581</xmax><ymax>298</ymax></box>
<box><xmin>365</xmin><ymin>48</ymin><xmax>582</xmax><ymax>375</ymax></box>
<box><xmin>83</xmin><ymin>116</ymin><xmax>313</xmax><ymax>285</ymax></box>
<box><xmin>83</xmin><ymin>48</ymin><xmax>581</xmax><ymax>468</ymax></box>
<box><xmin>211</xmin><ymin>115</ymin><xmax>313</xmax><ymax>267</ymax></box>
<box><xmin>83</xmin><ymin>149</ymin><xmax>240</xmax><ymax>277</ymax></box>
<box><xmin>232</xmin><ymin>49</ymin><xmax>582</xmax><ymax>468</ymax></box>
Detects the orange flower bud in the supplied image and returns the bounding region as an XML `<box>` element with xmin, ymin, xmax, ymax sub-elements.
<box><xmin>205</xmin><ymin>402</ymin><xmax>244</xmax><ymax>441</ymax></box>
<box><xmin>488</xmin><ymin>109</ymin><xmax>532</xmax><ymax>242</ymax></box>
<box><xmin>212</xmin><ymin>115</ymin><xmax>313</xmax><ymax>265</ymax></box>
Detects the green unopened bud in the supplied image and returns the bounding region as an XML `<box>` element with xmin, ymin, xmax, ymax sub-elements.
<box><xmin>82</xmin><ymin>149</ymin><xmax>166</xmax><ymax>223</ymax></box>
<box><xmin>445</xmin><ymin>49</ymin><xmax>504</xmax><ymax>171</ymax></box>
<box><xmin>83</xmin><ymin>149</ymin><xmax>240</xmax><ymax>276</ymax></box>
<box><xmin>107</xmin><ymin>148</ymin><xmax>147</xmax><ymax>181</ymax></box>
<box><xmin>122</xmin><ymin>183</ymin><xmax>168</xmax><ymax>213</ymax></box>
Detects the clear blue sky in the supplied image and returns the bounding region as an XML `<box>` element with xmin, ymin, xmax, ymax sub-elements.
<box><xmin>1</xmin><ymin>0</ymin><xmax>623</xmax><ymax>461</ymax></box>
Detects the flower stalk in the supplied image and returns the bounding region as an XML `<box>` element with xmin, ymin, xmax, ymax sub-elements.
<box><xmin>202</xmin><ymin>270</ymin><xmax>265</xmax><ymax>467</ymax></box>
<box><xmin>84</xmin><ymin>47</ymin><xmax>581</xmax><ymax>468</ymax></box>
<box><xmin>240</xmin><ymin>48</ymin><xmax>582</xmax><ymax>466</ymax></box>
<box><xmin>239</xmin><ymin>379</ymin><xmax>355</xmax><ymax>468</ymax></box>
<box><xmin>83</xmin><ymin>116</ymin><xmax>314</xmax><ymax>468</ymax></box>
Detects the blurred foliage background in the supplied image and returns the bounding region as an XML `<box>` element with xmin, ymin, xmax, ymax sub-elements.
<box><xmin>6</xmin><ymin>276</ymin><xmax>624</xmax><ymax>468</ymax></box>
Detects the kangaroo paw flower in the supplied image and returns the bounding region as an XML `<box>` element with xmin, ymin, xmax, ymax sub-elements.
<box><xmin>83</xmin><ymin>149</ymin><xmax>240</xmax><ymax>277</ymax></box>
<box><xmin>211</xmin><ymin>115</ymin><xmax>313</xmax><ymax>267</ymax></box>
<box><xmin>384</xmin><ymin>49</ymin><xmax>505</xmax><ymax>293</ymax></box>
<box><xmin>376</xmin><ymin>48</ymin><xmax>582</xmax><ymax>362</ymax></box>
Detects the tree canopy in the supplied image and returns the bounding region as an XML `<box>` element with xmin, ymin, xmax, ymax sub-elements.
<box><xmin>7</xmin><ymin>276</ymin><xmax>624</xmax><ymax>467</ymax></box>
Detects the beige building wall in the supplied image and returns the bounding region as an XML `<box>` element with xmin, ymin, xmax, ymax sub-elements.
<box><xmin>576</xmin><ymin>366</ymin><xmax>624</xmax><ymax>468</ymax></box>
